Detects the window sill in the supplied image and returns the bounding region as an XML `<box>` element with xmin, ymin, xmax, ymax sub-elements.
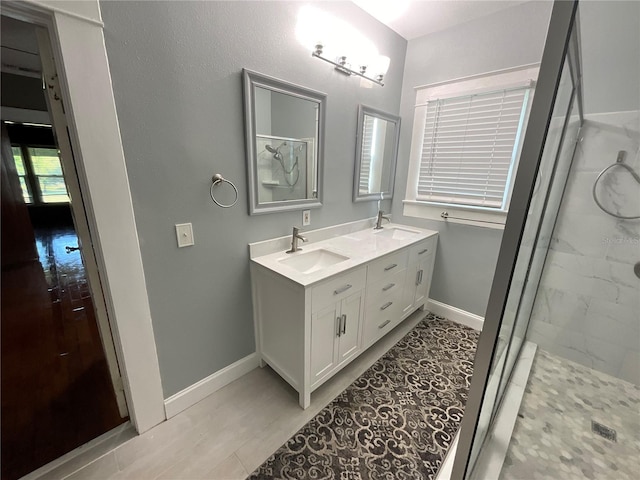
<box><xmin>403</xmin><ymin>200</ymin><xmax>507</xmax><ymax>230</ymax></box>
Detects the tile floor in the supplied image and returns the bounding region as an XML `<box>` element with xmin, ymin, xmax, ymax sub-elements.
<box><xmin>500</xmin><ymin>349</ymin><xmax>640</xmax><ymax>480</ymax></box>
<box><xmin>37</xmin><ymin>310</ymin><xmax>439</xmax><ymax>480</ymax></box>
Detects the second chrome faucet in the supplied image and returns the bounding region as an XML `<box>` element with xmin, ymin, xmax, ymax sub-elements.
<box><xmin>286</xmin><ymin>226</ymin><xmax>308</xmax><ymax>253</ymax></box>
<box><xmin>374</xmin><ymin>210</ymin><xmax>391</xmax><ymax>230</ymax></box>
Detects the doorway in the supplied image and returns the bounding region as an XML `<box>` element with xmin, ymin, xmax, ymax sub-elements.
<box><xmin>1</xmin><ymin>15</ymin><xmax>128</xmax><ymax>480</ymax></box>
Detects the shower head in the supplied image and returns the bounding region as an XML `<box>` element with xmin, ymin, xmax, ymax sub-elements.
<box><xmin>266</xmin><ymin>142</ymin><xmax>286</xmax><ymax>160</ymax></box>
<box><xmin>266</xmin><ymin>142</ymin><xmax>286</xmax><ymax>152</ymax></box>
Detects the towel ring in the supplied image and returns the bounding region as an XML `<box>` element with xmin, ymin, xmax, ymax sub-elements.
<box><xmin>592</xmin><ymin>150</ymin><xmax>640</xmax><ymax>220</ymax></box>
<box><xmin>210</xmin><ymin>173</ymin><xmax>238</xmax><ymax>208</ymax></box>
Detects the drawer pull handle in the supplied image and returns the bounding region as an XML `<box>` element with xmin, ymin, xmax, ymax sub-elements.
<box><xmin>336</xmin><ymin>316</ymin><xmax>342</xmax><ymax>337</ymax></box>
<box><xmin>333</xmin><ymin>284</ymin><xmax>352</xmax><ymax>295</ymax></box>
<box><xmin>382</xmin><ymin>283</ymin><xmax>395</xmax><ymax>292</ymax></box>
<box><xmin>380</xmin><ymin>301</ymin><xmax>393</xmax><ymax>310</ymax></box>
<box><xmin>384</xmin><ymin>263</ymin><xmax>398</xmax><ymax>271</ymax></box>
<box><xmin>379</xmin><ymin>320</ymin><xmax>391</xmax><ymax>329</ymax></box>
<box><xmin>341</xmin><ymin>314</ymin><xmax>347</xmax><ymax>335</ymax></box>
<box><xmin>418</xmin><ymin>248</ymin><xmax>429</xmax><ymax>255</ymax></box>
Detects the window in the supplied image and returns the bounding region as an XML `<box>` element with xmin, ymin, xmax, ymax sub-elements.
<box><xmin>10</xmin><ymin>144</ymin><xmax>69</xmax><ymax>205</ymax></box>
<box><xmin>11</xmin><ymin>147</ymin><xmax>33</xmax><ymax>204</ymax></box>
<box><xmin>404</xmin><ymin>67</ymin><xmax>538</xmax><ymax>228</ymax></box>
<box><xmin>28</xmin><ymin>147</ymin><xmax>69</xmax><ymax>203</ymax></box>
<box><xmin>358</xmin><ymin>115</ymin><xmax>375</xmax><ymax>193</ymax></box>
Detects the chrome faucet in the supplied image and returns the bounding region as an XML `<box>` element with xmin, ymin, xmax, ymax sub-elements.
<box><xmin>374</xmin><ymin>210</ymin><xmax>391</xmax><ymax>230</ymax></box>
<box><xmin>286</xmin><ymin>226</ymin><xmax>308</xmax><ymax>253</ymax></box>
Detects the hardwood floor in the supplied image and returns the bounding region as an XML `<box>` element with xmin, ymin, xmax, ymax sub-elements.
<box><xmin>1</xmin><ymin>226</ymin><xmax>127</xmax><ymax>480</ymax></box>
<box><xmin>39</xmin><ymin>310</ymin><xmax>431</xmax><ymax>480</ymax></box>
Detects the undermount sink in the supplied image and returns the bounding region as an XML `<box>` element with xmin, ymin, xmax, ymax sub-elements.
<box><xmin>375</xmin><ymin>226</ymin><xmax>421</xmax><ymax>240</ymax></box>
<box><xmin>279</xmin><ymin>249</ymin><xmax>349</xmax><ymax>274</ymax></box>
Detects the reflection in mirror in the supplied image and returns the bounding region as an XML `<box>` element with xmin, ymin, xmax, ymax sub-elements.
<box><xmin>243</xmin><ymin>70</ymin><xmax>326</xmax><ymax>215</ymax></box>
<box><xmin>353</xmin><ymin>105</ymin><xmax>400</xmax><ymax>202</ymax></box>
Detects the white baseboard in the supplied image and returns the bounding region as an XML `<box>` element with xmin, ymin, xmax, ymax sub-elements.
<box><xmin>164</xmin><ymin>353</ymin><xmax>259</xmax><ymax>419</ymax></box>
<box><xmin>426</xmin><ymin>299</ymin><xmax>484</xmax><ymax>331</ymax></box>
<box><xmin>435</xmin><ymin>429</ymin><xmax>459</xmax><ymax>480</ymax></box>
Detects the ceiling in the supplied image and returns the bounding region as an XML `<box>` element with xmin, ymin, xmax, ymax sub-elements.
<box><xmin>353</xmin><ymin>0</ymin><xmax>528</xmax><ymax>40</ymax></box>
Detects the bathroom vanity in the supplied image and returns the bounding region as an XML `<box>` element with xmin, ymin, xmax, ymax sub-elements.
<box><xmin>249</xmin><ymin>221</ymin><xmax>438</xmax><ymax>408</ymax></box>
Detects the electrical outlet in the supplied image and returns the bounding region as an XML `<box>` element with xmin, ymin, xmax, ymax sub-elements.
<box><xmin>175</xmin><ymin>223</ymin><xmax>195</xmax><ymax>247</ymax></box>
<box><xmin>302</xmin><ymin>210</ymin><xmax>311</xmax><ymax>226</ymax></box>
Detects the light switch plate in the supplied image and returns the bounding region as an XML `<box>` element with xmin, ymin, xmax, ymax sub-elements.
<box><xmin>175</xmin><ymin>223</ymin><xmax>194</xmax><ymax>247</ymax></box>
<box><xmin>302</xmin><ymin>210</ymin><xmax>311</xmax><ymax>226</ymax></box>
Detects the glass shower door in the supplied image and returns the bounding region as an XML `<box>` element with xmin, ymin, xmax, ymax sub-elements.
<box><xmin>451</xmin><ymin>2</ymin><xmax>582</xmax><ymax>478</ymax></box>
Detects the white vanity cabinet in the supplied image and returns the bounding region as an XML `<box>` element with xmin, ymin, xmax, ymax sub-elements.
<box><xmin>401</xmin><ymin>237</ymin><xmax>436</xmax><ymax>319</ymax></box>
<box><xmin>362</xmin><ymin>249</ymin><xmax>409</xmax><ymax>348</ymax></box>
<box><xmin>250</xmin><ymin>225</ymin><xmax>438</xmax><ymax>409</ymax></box>
<box><xmin>310</xmin><ymin>269</ymin><xmax>366</xmax><ymax>388</ymax></box>
<box><xmin>251</xmin><ymin>264</ymin><xmax>366</xmax><ymax>409</ymax></box>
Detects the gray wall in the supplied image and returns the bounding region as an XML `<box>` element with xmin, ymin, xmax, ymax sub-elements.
<box><xmin>390</xmin><ymin>1</ymin><xmax>553</xmax><ymax>317</ymax></box>
<box><xmin>100</xmin><ymin>1</ymin><xmax>406</xmax><ymax>397</ymax></box>
<box><xmin>579</xmin><ymin>0</ymin><xmax>640</xmax><ymax>114</ymax></box>
<box><xmin>270</xmin><ymin>92</ymin><xmax>317</xmax><ymax>140</ymax></box>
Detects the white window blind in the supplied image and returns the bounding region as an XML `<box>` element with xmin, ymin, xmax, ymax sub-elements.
<box><xmin>417</xmin><ymin>86</ymin><xmax>531</xmax><ymax>209</ymax></box>
<box><xmin>359</xmin><ymin>115</ymin><xmax>375</xmax><ymax>193</ymax></box>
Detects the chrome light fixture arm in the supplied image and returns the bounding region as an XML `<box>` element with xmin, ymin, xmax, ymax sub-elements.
<box><xmin>312</xmin><ymin>45</ymin><xmax>385</xmax><ymax>87</ymax></box>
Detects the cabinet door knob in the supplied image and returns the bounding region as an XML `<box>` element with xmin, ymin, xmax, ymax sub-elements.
<box><xmin>417</xmin><ymin>269</ymin><xmax>424</xmax><ymax>285</ymax></box>
<box><xmin>415</xmin><ymin>270</ymin><xmax>421</xmax><ymax>286</ymax></box>
<box><xmin>382</xmin><ymin>283</ymin><xmax>395</xmax><ymax>292</ymax></box>
<box><xmin>380</xmin><ymin>301</ymin><xmax>393</xmax><ymax>310</ymax></box>
<box><xmin>336</xmin><ymin>316</ymin><xmax>342</xmax><ymax>337</ymax></box>
<box><xmin>384</xmin><ymin>263</ymin><xmax>398</xmax><ymax>271</ymax></box>
<box><xmin>378</xmin><ymin>319</ymin><xmax>391</xmax><ymax>329</ymax></box>
<box><xmin>334</xmin><ymin>284</ymin><xmax>352</xmax><ymax>295</ymax></box>
<box><xmin>341</xmin><ymin>314</ymin><xmax>347</xmax><ymax>335</ymax></box>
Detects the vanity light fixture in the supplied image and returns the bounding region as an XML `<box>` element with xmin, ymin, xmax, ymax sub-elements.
<box><xmin>311</xmin><ymin>44</ymin><xmax>390</xmax><ymax>86</ymax></box>
<box><xmin>297</xmin><ymin>6</ymin><xmax>390</xmax><ymax>87</ymax></box>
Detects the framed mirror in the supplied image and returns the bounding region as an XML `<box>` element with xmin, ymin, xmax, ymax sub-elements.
<box><xmin>243</xmin><ymin>69</ymin><xmax>326</xmax><ymax>215</ymax></box>
<box><xmin>353</xmin><ymin>105</ymin><xmax>401</xmax><ymax>202</ymax></box>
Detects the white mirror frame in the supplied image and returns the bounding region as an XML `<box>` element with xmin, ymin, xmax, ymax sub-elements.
<box><xmin>353</xmin><ymin>105</ymin><xmax>401</xmax><ymax>202</ymax></box>
<box><xmin>242</xmin><ymin>69</ymin><xmax>326</xmax><ymax>215</ymax></box>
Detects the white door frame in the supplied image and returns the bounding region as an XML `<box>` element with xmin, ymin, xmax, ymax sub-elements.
<box><xmin>3</xmin><ymin>0</ymin><xmax>166</xmax><ymax>433</ymax></box>
<box><xmin>35</xmin><ymin>26</ymin><xmax>128</xmax><ymax>418</ymax></box>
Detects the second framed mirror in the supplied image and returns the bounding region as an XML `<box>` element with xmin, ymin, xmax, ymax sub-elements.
<box><xmin>353</xmin><ymin>105</ymin><xmax>400</xmax><ymax>202</ymax></box>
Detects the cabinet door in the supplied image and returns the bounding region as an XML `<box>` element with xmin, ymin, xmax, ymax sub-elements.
<box><xmin>414</xmin><ymin>255</ymin><xmax>433</xmax><ymax>307</ymax></box>
<box><xmin>337</xmin><ymin>291</ymin><xmax>363</xmax><ymax>365</ymax></box>
<box><xmin>310</xmin><ymin>303</ymin><xmax>339</xmax><ymax>383</ymax></box>
<box><xmin>401</xmin><ymin>264</ymin><xmax>419</xmax><ymax>317</ymax></box>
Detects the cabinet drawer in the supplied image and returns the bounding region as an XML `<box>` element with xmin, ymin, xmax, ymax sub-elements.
<box><xmin>409</xmin><ymin>237</ymin><xmax>437</xmax><ymax>264</ymax></box>
<box><xmin>363</xmin><ymin>288</ymin><xmax>403</xmax><ymax>348</ymax></box>
<box><xmin>366</xmin><ymin>268</ymin><xmax>406</xmax><ymax>306</ymax></box>
<box><xmin>311</xmin><ymin>267</ymin><xmax>366</xmax><ymax>313</ymax></box>
<box><xmin>366</xmin><ymin>249</ymin><xmax>409</xmax><ymax>285</ymax></box>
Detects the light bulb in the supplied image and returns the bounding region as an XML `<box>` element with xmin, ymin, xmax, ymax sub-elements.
<box><xmin>296</xmin><ymin>7</ymin><xmax>326</xmax><ymax>52</ymax></box>
<box><xmin>372</xmin><ymin>55</ymin><xmax>390</xmax><ymax>76</ymax></box>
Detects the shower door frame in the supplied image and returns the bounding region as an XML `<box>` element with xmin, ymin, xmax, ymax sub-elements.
<box><xmin>451</xmin><ymin>1</ymin><xmax>581</xmax><ymax>478</ymax></box>
<box><xmin>489</xmin><ymin>29</ymin><xmax>585</xmax><ymax>429</ymax></box>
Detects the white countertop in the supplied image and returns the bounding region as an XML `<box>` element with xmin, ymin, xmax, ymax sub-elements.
<box><xmin>251</xmin><ymin>223</ymin><xmax>438</xmax><ymax>287</ymax></box>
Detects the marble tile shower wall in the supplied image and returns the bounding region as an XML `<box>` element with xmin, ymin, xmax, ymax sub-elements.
<box><xmin>528</xmin><ymin>110</ymin><xmax>640</xmax><ymax>385</ymax></box>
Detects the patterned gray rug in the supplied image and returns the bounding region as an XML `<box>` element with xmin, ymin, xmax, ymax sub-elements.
<box><xmin>249</xmin><ymin>313</ymin><xmax>479</xmax><ymax>480</ymax></box>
